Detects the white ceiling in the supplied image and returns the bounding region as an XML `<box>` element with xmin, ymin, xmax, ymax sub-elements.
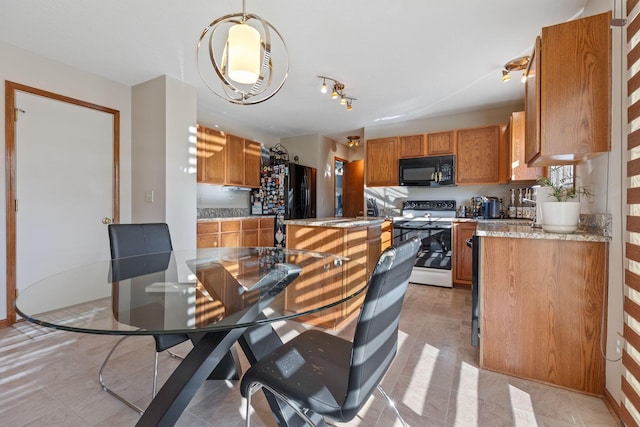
<box><xmin>0</xmin><ymin>0</ymin><xmax>589</xmax><ymax>142</ymax></box>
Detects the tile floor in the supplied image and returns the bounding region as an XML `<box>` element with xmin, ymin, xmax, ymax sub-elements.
<box><xmin>0</xmin><ymin>284</ymin><xmax>619</xmax><ymax>426</ymax></box>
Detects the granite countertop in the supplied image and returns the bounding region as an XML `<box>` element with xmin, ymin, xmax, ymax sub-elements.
<box><xmin>475</xmin><ymin>221</ymin><xmax>610</xmax><ymax>242</ymax></box>
<box><xmin>197</xmin><ymin>215</ymin><xmax>275</xmax><ymax>222</ymax></box>
<box><xmin>284</xmin><ymin>217</ymin><xmax>385</xmax><ymax>228</ymax></box>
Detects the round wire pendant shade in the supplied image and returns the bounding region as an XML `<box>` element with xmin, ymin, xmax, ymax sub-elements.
<box><xmin>197</xmin><ymin>12</ymin><xmax>289</xmax><ymax>105</ymax></box>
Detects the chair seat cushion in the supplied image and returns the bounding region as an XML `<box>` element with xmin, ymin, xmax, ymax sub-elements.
<box><xmin>241</xmin><ymin>329</ymin><xmax>353</xmax><ymax>419</ymax></box>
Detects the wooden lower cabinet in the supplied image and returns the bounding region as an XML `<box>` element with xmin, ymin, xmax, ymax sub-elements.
<box><xmin>479</xmin><ymin>237</ymin><xmax>607</xmax><ymax>394</ymax></box>
<box><xmin>453</xmin><ymin>221</ymin><xmax>477</xmax><ymax>285</ymax></box>
<box><xmin>196</xmin><ymin>217</ymin><xmax>275</xmax><ymax>249</ymax></box>
<box><xmin>381</xmin><ymin>220</ymin><xmax>393</xmax><ymax>251</ymax></box>
<box><xmin>285</xmin><ymin>223</ymin><xmax>383</xmax><ymax>329</ymax></box>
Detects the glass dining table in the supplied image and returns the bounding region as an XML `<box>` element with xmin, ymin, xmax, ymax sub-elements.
<box><xmin>14</xmin><ymin>247</ymin><xmax>368</xmax><ymax>427</ymax></box>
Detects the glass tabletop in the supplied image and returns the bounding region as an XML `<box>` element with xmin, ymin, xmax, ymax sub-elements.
<box><xmin>14</xmin><ymin>247</ymin><xmax>368</xmax><ymax>335</ymax></box>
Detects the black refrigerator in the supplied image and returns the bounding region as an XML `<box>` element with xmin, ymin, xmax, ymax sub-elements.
<box><xmin>251</xmin><ymin>162</ymin><xmax>316</xmax><ymax>247</ymax></box>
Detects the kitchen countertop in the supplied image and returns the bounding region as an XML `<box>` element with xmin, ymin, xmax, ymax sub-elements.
<box><xmin>197</xmin><ymin>216</ymin><xmax>275</xmax><ymax>222</ymax></box>
<box><xmin>474</xmin><ymin>221</ymin><xmax>610</xmax><ymax>242</ymax></box>
<box><xmin>284</xmin><ymin>217</ymin><xmax>385</xmax><ymax>227</ymax></box>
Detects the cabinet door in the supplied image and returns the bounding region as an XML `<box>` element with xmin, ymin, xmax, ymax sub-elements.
<box><xmin>510</xmin><ymin>111</ymin><xmax>544</xmax><ymax>182</ymax></box>
<box><xmin>456</xmin><ymin>125</ymin><xmax>507</xmax><ymax>184</ymax></box>
<box><xmin>524</xmin><ymin>37</ymin><xmax>540</xmax><ymax>165</ymax></box>
<box><xmin>453</xmin><ymin>222</ymin><xmax>476</xmax><ymax>285</ymax></box>
<box><xmin>226</xmin><ymin>134</ymin><xmax>245</xmax><ymax>186</ymax></box>
<box><xmin>242</xmin><ymin>229</ymin><xmax>259</xmax><ymax>247</ymax></box>
<box><xmin>220</xmin><ymin>220</ymin><xmax>241</xmax><ymax>247</ymax></box>
<box><xmin>427</xmin><ymin>131</ymin><xmax>455</xmax><ymax>155</ymax></box>
<box><xmin>365</xmin><ymin>137</ymin><xmax>398</xmax><ymax>187</ymax></box>
<box><xmin>244</xmin><ymin>139</ymin><xmax>261</xmax><ymax>188</ymax></box>
<box><xmin>197</xmin><ymin>221</ymin><xmax>220</xmax><ymax>248</ymax></box>
<box><xmin>198</xmin><ymin>126</ymin><xmax>226</xmax><ymax>184</ymax></box>
<box><xmin>528</xmin><ymin>12</ymin><xmax>611</xmax><ymax>166</ymax></box>
<box><xmin>398</xmin><ymin>134</ymin><xmax>426</xmax><ymax>158</ymax></box>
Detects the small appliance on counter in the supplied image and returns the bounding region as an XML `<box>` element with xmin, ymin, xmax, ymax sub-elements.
<box><xmin>471</xmin><ymin>196</ymin><xmax>503</xmax><ymax>219</ymax></box>
<box><xmin>366</xmin><ymin>198</ymin><xmax>379</xmax><ymax>216</ymax></box>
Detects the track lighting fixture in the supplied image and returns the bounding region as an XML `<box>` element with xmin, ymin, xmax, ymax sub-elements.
<box><xmin>501</xmin><ymin>56</ymin><xmax>529</xmax><ymax>84</ymax></box>
<box><xmin>347</xmin><ymin>136</ymin><xmax>360</xmax><ymax>147</ymax></box>
<box><xmin>317</xmin><ymin>76</ymin><xmax>357</xmax><ymax>110</ymax></box>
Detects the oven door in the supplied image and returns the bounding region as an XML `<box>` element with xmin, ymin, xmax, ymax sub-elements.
<box><xmin>393</xmin><ymin>224</ymin><xmax>452</xmax><ymax>271</ymax></box>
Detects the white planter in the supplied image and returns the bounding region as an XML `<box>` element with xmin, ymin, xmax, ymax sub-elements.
<box><xmin>540</xmin><ymin>201</ymin><xmax>581</xmax><ymax>233</ymax></box>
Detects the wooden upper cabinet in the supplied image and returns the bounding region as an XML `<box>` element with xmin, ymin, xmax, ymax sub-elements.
<box><xmin>244</xmin><ymin>139</ymin><xmax>261</xmax><ymax>188</ymax></box>
<box><xmin>197</xmin><ymin>125</ymin><xmax>226</xmax><ymax>185</ymax></box>
<box><xmin>427</xmin><ymin>130</ymin><xmax>455</xmax><ymax>155</ymax></box>
<box><xmin>525</xmin><ymin>11</ymin><xmax>611</xmax><ymax>166</ymax></box>
<box><xmin>366</xmin><ymin>137</ymin><xmax>398</xmax><ymax>187</ymax></box>
<box><xmin>225</xmin><ymin>134</ymin><xmax>245</xmax><ymax>186</ymax></box>
<box><xmin>398</xmin><ymin>134</ymin><xmax>426</xmax><ymax>158</ymax></box>
<box><xmin>197</xmin><ymin>124</ymin><xmax>261</xmax><ymax>188</ymax></box>
<box><xmin>456</xmin><ymin>125</ymin><xmax>508</xmax><ymax>184</ymax></box>
<box><xmin>510</xmin><ymin>111</ymin><xmax>544</xmax><ymax>182</ymax></box>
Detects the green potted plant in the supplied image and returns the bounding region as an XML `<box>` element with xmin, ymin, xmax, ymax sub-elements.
<box><xmin>536</xmin><ymin>171</ymin><xmax>593</xmax><ymax>233</ymax></box>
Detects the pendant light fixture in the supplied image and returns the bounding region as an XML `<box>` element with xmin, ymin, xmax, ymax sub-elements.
<box><xmin>197</xmin><ymin>0</ymin><xmax>289</xmax><ymax>105</ymax></box>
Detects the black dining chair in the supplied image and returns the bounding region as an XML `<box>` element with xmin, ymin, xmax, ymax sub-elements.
<box><xmin>240</xmin><ymin>237</ymin><xmax>420</xmax><ymax>427</ymax></box>
<box><xmin>99</xmin><ymin>223</ymin><xmax>191</xmax><ymax>414</ymax></box>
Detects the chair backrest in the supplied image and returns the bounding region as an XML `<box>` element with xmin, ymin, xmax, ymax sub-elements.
<box><xmin>108</xmin><ymin>223</ymin><xmax>173</xmax><ymax>259</ymax></box>
<box><xmin>343</xmin><ymin>237</ymin><xmax>420</xmax><ymax>419</ymax></box>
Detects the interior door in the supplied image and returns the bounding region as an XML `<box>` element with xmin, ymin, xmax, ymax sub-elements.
<box><xmin>343</xmin><ymin>160</ymin><xmax>364</xmax><ymax>217</ymax></box>
<box><xmin>5</xmin><ymin>82</ymin><xmax>119</xmax><ymax>323</ymax></box>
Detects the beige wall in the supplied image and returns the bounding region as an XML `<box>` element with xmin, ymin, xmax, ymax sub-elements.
<box><xmin>132</xmin><ymin>76</ymin><xmax>198</xmax><ymax>250</ymax></box>
<box><xmin>581</xmin><ymin>0</ymin><xmax>625</xmax><ymax>407</ymax></box>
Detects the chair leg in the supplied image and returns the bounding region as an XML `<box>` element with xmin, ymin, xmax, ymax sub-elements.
<box><xmin>152</xmin><ymin>351</ymin><xmax>159</xmax><ymax>398</ymax></box>
<box><xmin>246</xmin><ymin>382</ymin><xmax>318</xmax><ymax>427</ymax></box>
<box><xmin>98</xmin><ymin>336</ymin><xmax>145</xmax><ymax>415</ymax></box>
<box><xmin>376</xmin><ymin>385</ymin><xmax>409</xmax><ymax>427</ymax></box>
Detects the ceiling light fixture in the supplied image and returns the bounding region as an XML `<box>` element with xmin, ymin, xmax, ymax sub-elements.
<box><xmin>347</xmin><ymin>136</ymin><xmax>360</xmax><ymax>147</ymax></box>
<box><xmin>196</xmin><ymin>0</ymin><xmax>289</xmax><ymax>105</ymax></box>
<box><xmin>501</xmin><ymin>56</ymin><xmax>530</xmax><ymax>84</ymax></box>
<box><xmin>317</xmin><ymin>76</ymin><xmax>357</xmax><ymax>110</ymax></box>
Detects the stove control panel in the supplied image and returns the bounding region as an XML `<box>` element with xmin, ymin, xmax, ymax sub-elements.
<box><xmin>401</xmin><ymin>200</ymin><xmax>456</xmax><ymax>211</ymax></box>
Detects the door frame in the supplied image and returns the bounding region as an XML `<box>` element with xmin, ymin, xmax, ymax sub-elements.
<box><xmin>334</xmin><ymin>156</ymin><xmax>347</xmax><ymax>216</ymax></box>
<box><xmin>4</xmin><ymin>81</ymin><xmax>120</xmax><ymax>325</ymax></box>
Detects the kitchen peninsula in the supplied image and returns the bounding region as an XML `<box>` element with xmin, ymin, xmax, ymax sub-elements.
<box><xmin>284</xmin><ymin>217</ymin><xmax>391</xmax><ymax>329</ymax></box>
<box><xmin>475</xmin><ymin>218</ymin><xmax>610</xmax><ymax>395</ymax></box>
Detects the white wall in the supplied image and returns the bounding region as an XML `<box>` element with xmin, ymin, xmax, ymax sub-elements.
<box><xmin>581</xmin><ymin>0</ymin><xmax>625</xmax><ymax>406</ymax></box>
<box><xmin>132</xmin><ymin>76</ymin><xmax>197</xmax><ymax>250</ymax></box>
<box><xmin>0</xmin><ymin>41</ymin><xmax>132</xmax><ymax>321</ymax></box>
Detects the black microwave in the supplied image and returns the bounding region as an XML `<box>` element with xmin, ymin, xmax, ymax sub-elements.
<box><xmin>399</xmin><ymin>155</ymin><xmax>455</xmax><ymax>186</ymax></box>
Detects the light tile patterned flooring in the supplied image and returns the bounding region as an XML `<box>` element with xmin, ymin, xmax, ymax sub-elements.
<box><xmin>0</xmin><ymin>285</ymin><xmax>619</xmax><ymax>426</ymax></box>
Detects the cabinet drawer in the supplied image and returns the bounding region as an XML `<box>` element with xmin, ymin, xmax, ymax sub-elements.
<box><xmin>242</xmin><ymin>218</ymin><xmax>259</xmax><ymax>230</ymax></box>
<box><xmin>197</xmin><ymin>221</ymin><xmax>219</xmax><ymax>234</ymax></box>
<box><xmin>221</xmin><ymin>220</ymin><xmax>241</xmax><ymax>232</ymax></box>
<box><xmin>259</xmin><ymin>218</ymin><xmax>275</xmax><ymax>229</ymax></box>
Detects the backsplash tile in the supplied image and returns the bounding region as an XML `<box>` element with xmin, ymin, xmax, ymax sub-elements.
<box><xmin>580</xmin><ymin>213</ymin><xmax>611</xmax><ymax>237</ymax></box>
<box><xmin>198</xmin><ymin>208</ymin><xmax>250</xmax><ymax>219</ymax></box>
